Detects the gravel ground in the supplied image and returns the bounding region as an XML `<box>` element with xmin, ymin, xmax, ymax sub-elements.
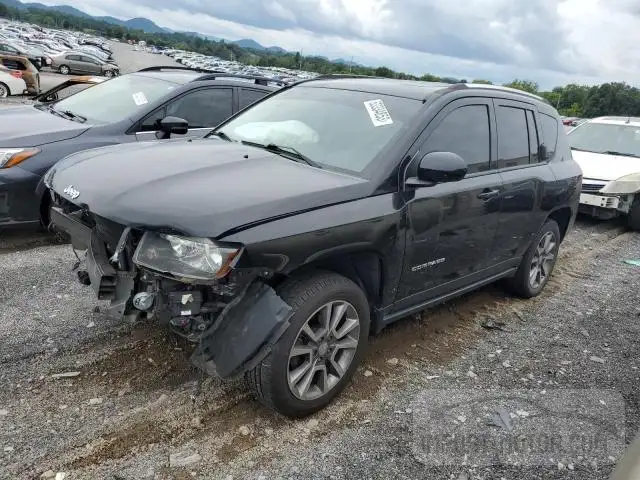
<box><xmin>0</xmin><ymin>215</ymin><xmax>638</xmax><ymax>480</ymax></box>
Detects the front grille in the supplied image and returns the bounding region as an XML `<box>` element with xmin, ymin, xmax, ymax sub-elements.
<box><xmin>582</xmin><ymin>183</ymin><xmax>605</xmax><ymax>193</ymax></box>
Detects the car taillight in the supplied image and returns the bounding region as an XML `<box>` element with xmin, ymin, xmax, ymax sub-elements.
<box><xmin>10</xmin><ymin>71</ymin><xmax>22</xmax><ymax>79</ymax></box>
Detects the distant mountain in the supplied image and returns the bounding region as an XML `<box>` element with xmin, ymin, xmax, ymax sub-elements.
<box><xmin>122</xmin><ymin>17</ymin><xmax>167</xmax><ymax>33</ymax></box>
<box><xmin>333</xmin><ymin>58</ymin><xmax>362</xmax><ymax>67</ymax></box>
<box><xmin>2</xmin><ymin>0</ymin><xmax>168</xmax><ymax>32</ymax></box>
<box><xmin>266</xmin><ymin>45</ymin><xmax>287</xmax><ymax>53</ymax></box>
<box><xmin>232</xmin><ymin>39</ymin><xmax>266</xmax><ymax>50</ymax></box>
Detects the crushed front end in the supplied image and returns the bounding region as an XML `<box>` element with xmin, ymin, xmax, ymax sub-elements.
<box><xmin>49</xmin><ymin>192</ymin><xmax>292</xmax><ymax>379</ymax></box>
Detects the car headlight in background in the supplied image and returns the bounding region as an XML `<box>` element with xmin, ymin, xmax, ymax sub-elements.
<box><xmin>600</xmin><ymin>173</ymin><xmax>640</xmax><ymax>195</ymax></box>
<box><xmin>132</xmin><ymin>232</ymin><xmax>243</xmax><ymax>281</ymax></box>
<box><xmin>0</xmin><ymin>148</ymin><xmax>40</xmax><ymax>169</ymax></box>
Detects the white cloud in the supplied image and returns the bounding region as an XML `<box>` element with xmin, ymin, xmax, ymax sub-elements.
<box><xmin>34</xmin><ymin>0</ymin><xmax>640</xmax><ymax>89</ymax></box>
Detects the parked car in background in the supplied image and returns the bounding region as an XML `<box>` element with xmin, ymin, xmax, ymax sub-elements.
<box><xmin>47</xmin><ymin>78</ymin><xmax>580</xmax><ymax>417</ymax></box>
<box><xmin>50</xmin><ymin>52</ymin><xmax>119</xmax><ymax>77</ymax></box>
<box><xmin>0</xmin><ymin>67</ymin><xmax>280</xmax><ymax>229</ymax></box>
<box><xmin>32</xmin><ymin>75</ymin><xmax>105</xmax><ymax>103</ymax></box>
<box><xmin>0</xmin><ymin>68</ymin><xmax>28</xmax><ymax>97</ymax></box>
<box><xmin>568</xmin><ymin>116</ymin><xmax>640</xmax><ymax>229</ymax></box>
<box><xmin>0</xmin><ymin>54</ymin><xmax>39</xmax><ymax>93</ymax></box>
<box><xmin>0</xmin><ymin>39</ymin><xmax>44</xmax><ymax>69</ymax></box>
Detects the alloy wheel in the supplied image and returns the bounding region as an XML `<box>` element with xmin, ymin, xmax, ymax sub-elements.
<box><xmin>0</xmin><ymin>84</ymin><xmax>7</xmax><ymax>98</ymax></box>
<box><xmin>288</xmin><ymin>300</ymin><xmax>361</xmax><ymax>401</ymax></box>
<box><xmin>60</xmin><ymin>65</ymin><xmax>70</xmax><ymax>74</ymax></box>
<box><xmin>529</xmin><ymin>231</ymin><xmax>557</xmax><ymax>289</ymax></box>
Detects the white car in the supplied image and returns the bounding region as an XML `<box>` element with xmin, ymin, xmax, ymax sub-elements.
<box><xmin>568</xmin><ymin>116</ymin><xmax>640</xmax><ymax>229</ymax></box>
<box><xmin>0</xmin><ymin>69</ymin><xmax>27</xmax><ymax>98</ymax></box>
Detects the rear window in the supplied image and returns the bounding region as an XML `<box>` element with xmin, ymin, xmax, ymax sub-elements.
<box><xmin>540</xmin><ymin>113</ymin><xmax>559</xmax><ymax>158</ymax></box>
<box><xmin>1</xmin><ymin>58</ymin><xmax>26</xmax><ymax>70</ymax></box>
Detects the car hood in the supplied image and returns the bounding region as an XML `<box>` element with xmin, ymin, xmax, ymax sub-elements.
<box><xmin>0</xmin><ymin>105</ymin><xmax>89</xmax><ymax>147</ymax></box>
<box><xmin>47</xmin><ymin>139</ymin><xmax>370</xmax><ymax>238</ymax></box>
<box><xmin>572</xmin><ymin>150</ymin><xmax>640</xmax><ymax>181</ymax></box>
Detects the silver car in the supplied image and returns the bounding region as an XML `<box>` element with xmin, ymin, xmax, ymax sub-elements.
<box><xmin>51</xmin><ymin>52</ymin><xmax>119</xmax><ymax>77</ymax></box>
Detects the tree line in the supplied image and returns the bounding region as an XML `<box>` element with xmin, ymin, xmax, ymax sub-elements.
<box><xmin>2</xmin><ymin>2</ymin><xmax>639</xmax><ymax>118</ymax></box>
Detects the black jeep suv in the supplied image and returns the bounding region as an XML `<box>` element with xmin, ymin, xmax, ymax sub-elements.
<box><xmin>46</xmin><ymin>76</ymin><xmax>581</xmax><ymax>417</ymax></box>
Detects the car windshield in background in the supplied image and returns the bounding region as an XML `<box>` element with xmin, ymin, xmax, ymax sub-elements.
<box><xmin>568</xmin><ymin>122</ymin><xmax>640</xmax><ymax>158</ymax></box>
<box><xmin>46</xmin><ymin>74</ymin><xmax>178</xmax><ymax>124</ymax></box>
<box><xmin>211</xmin><ymin>87</ymin><xmax>422</xmax><ymax>174</ymax></box>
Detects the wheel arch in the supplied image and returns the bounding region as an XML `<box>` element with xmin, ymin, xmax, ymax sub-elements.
<box><xmin>547</xmin><ymin>206</ymin><xmax>573</xmax><ymax>241</ymax></box>
<box><xmin>274</xmin><ymin>249</ymin><xmax>385</xmax><ymax>330</ymax></box>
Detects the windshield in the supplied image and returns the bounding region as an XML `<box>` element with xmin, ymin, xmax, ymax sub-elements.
<box><xmin>211</xmin><ymin>86</ymin><xmax>422</xmax><ymax>173</ymax></box>
<box><xmin>568</xmin><ymin>122</ymin><xmax>640</xmax><ymax>158</ymax></box>
<box><xmin>50</xmin><ymin>74</ymin><xmax>179</xmax><ymax>124</ymax></box>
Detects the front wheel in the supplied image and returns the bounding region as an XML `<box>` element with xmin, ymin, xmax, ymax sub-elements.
<box><xmin>505</xmin><ymin>219</ymin><xmax>560</xmax><ymax>298</ymax></box>
<box><xmin>104</xmin><ymin>70</ymin><xmax>115</xmax><ymax>78</ymax></box>
<box><xmin>59</xmin><ymin>65</ymin><xmax>70</xmax><ymax>75</ymax></box>
<box><xmin>245</xmin><ymin>272</ymin><xmax>370</xmax><ymax>417</ymax></box>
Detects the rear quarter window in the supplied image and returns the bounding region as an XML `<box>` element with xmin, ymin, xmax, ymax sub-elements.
<box><xmin>540</xmin><ymin>114</ymin><xmax>559</xmax><ymax>159</ymax></box>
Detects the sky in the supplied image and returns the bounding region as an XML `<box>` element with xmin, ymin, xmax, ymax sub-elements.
<box><xmin>36</xmin><ymin>0</ymin><xmax>640</xmax><ymax>89</ymax></box>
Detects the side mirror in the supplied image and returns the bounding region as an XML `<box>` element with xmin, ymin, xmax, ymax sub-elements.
<box><xmin>407</xmin><ymin>151</ymin><xmax>468</xmax><ymax>187</ymax></box>
<box><xmin>156</xmin><ymin>116</ymin><xmax>189</xmax><ymax>140</ymax></box>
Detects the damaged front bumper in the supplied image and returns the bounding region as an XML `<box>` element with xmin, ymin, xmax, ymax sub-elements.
<box><xmin>50</xmin><ymin>205</ymin><xmax>293</xmax><ymax>379</ymax></box>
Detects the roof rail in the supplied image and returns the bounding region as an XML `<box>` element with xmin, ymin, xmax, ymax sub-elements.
<box><xmin>464</xmin><ymin>83</ymin><xmax>551</xmax><ymax>105</ymax></box>
<box><xmin>313</xmin><ymin>74</ymin><xmax>386</xmax><ymax>80</ymax></box>
<box><xmin>136</xmin><ymin>65</ymin><xmax>220</xmax><ymax>74</ymax></box>
<box><xmin>195</xmin><ymin>73</ymin><xmax>289</xmax><ymax>87</ymax></box>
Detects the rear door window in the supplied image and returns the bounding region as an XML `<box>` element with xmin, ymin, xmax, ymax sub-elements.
<box><xmin>496</xmin><ymin>106</ymin><xmax>530</xmax><ymax>168</ymax></box>
<box><xmin>239</xmin><ymin>88</ymin><xmax>268</xmax><ymax>110</ymax></box>
<box><xmin>526</xmin><ymin>110</ymin><xmax>540</xmax><ymax>162</ymax></box>
<box><xmin>540</xmin><ymin>113</ymin><xmax>559</xmax><ymax>159</ymax></box>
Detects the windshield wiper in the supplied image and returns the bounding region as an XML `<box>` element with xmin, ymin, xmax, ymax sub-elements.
<box><xmin>59</xmin><ymin>109</ymin><xmax>87</xmax><ymax>123</ymax></box>
<box><xmin>47</xmin><ymin>106</ymin><xmax>86</xmax><ymax>123</ymax></box>
<box><xmin>241</xmin><ymin>140</ymin><xmax>322</xmax><ymax>169</ymax></box>
<box><xmin>570</xmin><ymin>147</ymin><xmax>593</xmax><ymax>152</ymax></box>
<box><xmin>601</xmin><ymin>150</ymin><xmax>640</xmax><ymax>158</ymax></box>
<box><xmin>210</xmin><ymin>130</ymin><xmax>232</xmax><ymax>141</ymax></box>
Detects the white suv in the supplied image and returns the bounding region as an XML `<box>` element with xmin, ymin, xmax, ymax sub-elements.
<box><xmin>568</xmin><ymin>116</ymin><xmax>640</xmax><ymax>229</ymax></box>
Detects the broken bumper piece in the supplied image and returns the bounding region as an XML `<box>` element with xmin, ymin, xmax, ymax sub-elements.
<box><xmin>191</xmin><ymin>282</ymin><xmax>293</xmax><ymax>379</ymax></box>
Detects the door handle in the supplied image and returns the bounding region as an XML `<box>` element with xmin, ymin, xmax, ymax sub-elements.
<box><xmin>477</xmin><ymin>188</ymin><xmax>501</xmax><ymax>200</ymax></box>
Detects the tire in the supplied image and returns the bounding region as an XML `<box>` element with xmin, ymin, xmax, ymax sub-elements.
<box><xmin>246</xmin><ymin>272</ymin><xmax>370</xmax><ymax>417</ymax></box>
<box><xmin>627</xmin><ymin>196</ymin><xmax>640</xmax><ymax>231</ymax></box>
<box><xmin>104</xmin><ymin>70</ymin><xmax>114</xmax><ymax>78</ymax></box>
<box><xmin>59</xmin><ymin>65</ymin><xmax>70</xmax><ymax>75</ymax></box>
<box><xmin>0</xmin><ymin>82</ymin><xmax>8</xmax><ymax>98</ymax></box>
<box><xmin>505</xmin><ymin>219</ymin><xmax>561</xmax><ymax>298</ymax></box>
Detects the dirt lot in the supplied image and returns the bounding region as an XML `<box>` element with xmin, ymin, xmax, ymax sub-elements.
<box><xmin>1</xmin><ymin>42</ymin><xmax>639</xmax><ymax>480</ymax></box>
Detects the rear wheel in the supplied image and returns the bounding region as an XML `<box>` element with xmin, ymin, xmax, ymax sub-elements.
<box><xmin>246</xmin><ymin>272</ymin><xmax>370</xmax><ymax>417</ymax></box>
<box><xmin>505</xmin><ymin>219</ymin><xmax>560</xmax><ymax>298</ymax></box>
<box><xmin>59</xmin><ymin>65</ymin><xmax>70</xmax><ymax>75</ymax></box>
<box><xmin>0</xmin><ymin>82</ymin><xmax>8</xmax><ymax>98</ymax></box>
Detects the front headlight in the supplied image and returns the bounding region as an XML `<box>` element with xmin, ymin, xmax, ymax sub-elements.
<box><xmin>132</xmin><ymin>232</ymin><xmax>242</xmax><ymax>281</ymax></box>
<box><xmin>0</xmin><ymin>148</ymin><xmax>40</xmax><ymax>168</ymax></box>
<box><xmin>600</xmin><ymin>173</ymin><xmax>640</xmax><ymax>195</ymax></box>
